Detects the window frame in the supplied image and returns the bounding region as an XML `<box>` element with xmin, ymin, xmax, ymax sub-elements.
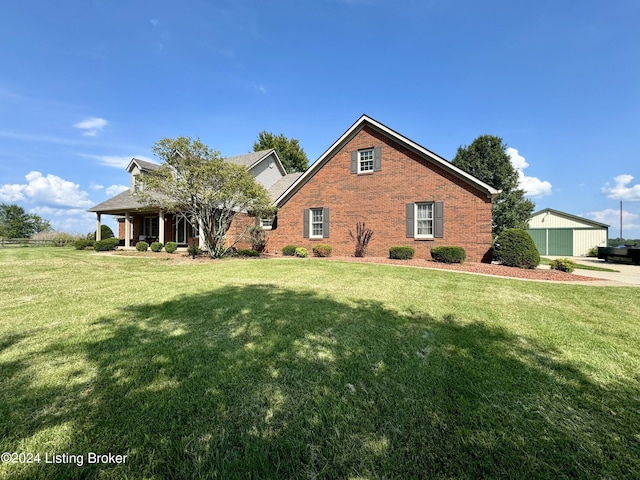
<box><xmin>310</xmin><ymin>208</ymin><xmax>324</xmax><ymax>239</ymax></box>
<box><xmin>358</xmin><ymin>148</ymin><xmax>374</xmax><ymax>174</ymax></box>
<box><xmin>414</xmin><ymin>202</ymin><xmax>434</xmax><ymax>239</ymax></box>
<box><xmin>260</xmin><ymin>216</ymin><xmax>274</xmax><ymax>230</ymax></box>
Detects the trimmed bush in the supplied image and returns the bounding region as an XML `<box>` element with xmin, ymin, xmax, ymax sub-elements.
<box><xmin>93</xmin><ymin>238</ymin><xmax>119</xmax><ymax>252</ymax></box>
<box><xmin>493</xmin><ymin>228</ymin><xmax>540</xmax><ymax>269</ymax></box>
<box><xmin>389</xmin><ymin>246</ymin><xmax>415</xmax><ymax>260</ymax></box>
<box><xmin>165</xmin><ymin>242</ymin><xmax>178</xmax><ymax>254</ymax></box>
<box><xmin>150</xmin><ymin>241</ymin><xmax>163</xmax><ymax>252</ymax></box>
<box><xmin>74</xmin><ymin>239</ymin><xmax>95</xmax><ymax>250</ymax></box>
<box><xmin>282</xmin><ymin>245</ymin><xmax>298</xmax><ymax>256</ymax></box>
<box><xmin>312</xmin><ymin>244</ymin><xmax>333</xmax><ymax>257</ymax></box>
<box><xmin>136</xmin><ymin>241</ymin><xmax>149</xmax><ymax>252</ymax></box>
<box><xmin>431</xmin><ymin>246</ymin><xmax>466</xmax><ymax>264</ymax></box>
<box><xmin>187</xmin><ymin>245</ymin><xmax>203</xmax><ymax>257</ymax></box>
<box><xmin>549</xmin><ymin>258</ymin><xmax>577</xmax><ymax>273</ymax></box>
<box><xmin>237</xmin><ymin>248</ymin><xmax>260</xmax><ymax>257</ymax></box>
<box><xmin>295</xmin><ymin>247</ymin><xmax>308</xmax><ymax>258</ymax></box>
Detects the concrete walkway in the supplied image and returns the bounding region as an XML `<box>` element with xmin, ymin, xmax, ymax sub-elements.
<box><xmin>545</xmin><ymin>256</ymin><xmax>640</xmax><ymax>286</ymax></box>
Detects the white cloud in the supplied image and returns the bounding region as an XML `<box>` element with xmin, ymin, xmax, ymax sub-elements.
<box><xmin>150</xmin><ymin>18</ymin><xmax>160</xmax><ymax>27</ymax></box>
<box><xmin>29</xmin><ymin>206</ymin><xmax>100</xmax><ymax>235</ymax></box>
<box><xmin>106</xmin><ymin>184</ymin><xmax>129</xmax><ymax>195</ymax></box>
<box><xmin>587</xmin><ymin>208</ymin><xmax>640</xmax><ymax>234</ymax></box>
<box><xmin>74</xmin><ymin>117</ymin><xmax>108</xmax><ymax>137</ymax></box>
<box><xmin>78</xmin><ymin>153</ymin><xmax>156</xmax><ymax>168</ymax></box>
<box><xmin>90</xmin><ymin>182</ymin><xmax>104</xmax><ymax>191</ymax></box>
<box><xmin>0</xmin><ymin>171</ymin><xmax>93</xmax><ymax>208</ymax></box>
<box><xmin>507</xmin><ymin>147</ymin><xmax>553</xmax><ymax>198</ymax></box>
<box><xmin>601</xmin><ymin>174</ymin><xmax>640</xmax><ymax>201</ymax></box>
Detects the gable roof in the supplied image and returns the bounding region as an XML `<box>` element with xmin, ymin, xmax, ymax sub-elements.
<box><xmin>225</xmin><ymin>149</ymin><xmax>287</xmax><ymax>176</ymax></box>
<box><xmin>276</xmin><ymin>114</ymin><xmax>500</xmax><ymax>206</ymax></box>
<box><xmin>531</xmin><ymin>208</ymin><xmax>609</xmax><ymax>228</ymax></box>
<box><xmin>127</xmin><ymin>158</ymin><xmax>160</xmax><ymax>173</ymax></box>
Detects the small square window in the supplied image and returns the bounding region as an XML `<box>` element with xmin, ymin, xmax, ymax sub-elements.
<box><xmin>358</xmin><ymin>149</ymin><xmax>374</xmax><ymax>173</ymax></box>
<box><xmin>260</xmin><ymin>217</ymin><xmax>274</xmax><ymax>230</ymax></box>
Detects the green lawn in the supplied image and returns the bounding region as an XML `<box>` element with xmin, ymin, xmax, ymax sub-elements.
<box><xmin>1</xmin><ymin>248</ymin><xmax>639</xmax><ymax>479</ymax></box>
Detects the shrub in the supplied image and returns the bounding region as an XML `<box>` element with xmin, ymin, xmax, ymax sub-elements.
<box><xmin>165</xmin><ymin>242</ymin><xmax>178</xmax><ymax>254</ymax></box>
<box><xmin>350</xmin><ymin>222</ymin><xmax>374</xmax><ymax>257</ymax></box>
<box><xmin>187</xmin><ymin>245</ymin><xmax>203</xmax><ymax>257</ymax></box>
<box><xmin>93</xmin><ymin>238</ymin><xmax>119</xmax><ymax>252</ymax></box>
<box><xmin>549</xmin><ymin>258</ymin><xmax>577</xmax><ymax>273</ymax></box>
<box><xmin>295</xmin><ymin>247</ymin><xmax>308</xmax><ymax>258</ymax></box>
<box><xmin>493</xmin><ymin>228</ymin><xmax>540</xmax><ymax>269</ymax></box>
<box><xmin>431</xmin><ymin>246</ymin><xmax>466</xmax><ymax>264</ymax></box>
<box><xmin>74</xmin><ymin>239</ymin><xmax>95</xmax><ymax>250</ymax></box>
<box><xmin>389</xmin><ymin>246</ymin><xmax>415</xmax><ymax>260</ymax></box>
<box><xmin>237</xmin><ymin>248</ymin><xmax>260</xmax><ymax>257</ymax></box>
<box><xmin>312</xmin><ymin>244</ymin><xmax>333</xmax><ymax>257</ymax></box>
<box><xmin>586</xmin><ymin>246</ymin><xmax>599</xmax><ymax>257</ymax></box>
<box><xmin>282</xmin><ymin>245</ymin><xmax>298</xmax><ymax>256</ymax></box>
<box><xmin>150</xmin><ymin>241</ymin><xmax>163</xmax><ymax>252</ymax></box>
<box><xmin>136</xmin><ymin>241</ymin><xmax>149</xmax><ymax>252</ymax></box>
<box><xmin>248</xmin><ymin>226</ymin><xmax>268</xmax><ymax>253</ymax></box>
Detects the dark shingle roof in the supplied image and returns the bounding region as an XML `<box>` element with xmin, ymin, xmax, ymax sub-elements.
<box><xmin>225</xmin><ymin>149</ymin><xmax>274</xmax><ymax>168</ymax></box>
<box><xmin>87</xmin><ymin>190</ymin><xmax>154</xmax><ymax>213</ymax></box>
<box><xmin>268</xmin><ymin>172</ymin><xmax>303</xmax><ymax>201</ymax></box>
<box><xmin>129</xmin><ymin>158</ymin><xmax>160</xmax><ymax>172</ymax></box>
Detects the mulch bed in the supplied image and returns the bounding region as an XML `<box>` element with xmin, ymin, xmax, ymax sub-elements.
<box><xmin>319</xmin><ymin>256</ymin><xmax>600</xmax><ymax>282</ymax></box>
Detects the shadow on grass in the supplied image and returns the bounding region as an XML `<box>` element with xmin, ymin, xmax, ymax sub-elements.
<box><xmin>2</xmin><ymin>284</ymin><xmax>639</xmax><ymax>479</ymax></box>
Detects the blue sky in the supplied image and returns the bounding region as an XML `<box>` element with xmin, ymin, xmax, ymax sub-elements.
<box><xmin>1</xmin><ymin>0</ymin><xmax>639</xmax><ymax>238</ymax></box>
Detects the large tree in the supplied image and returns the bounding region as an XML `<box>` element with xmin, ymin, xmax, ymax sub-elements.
<box><xmin>452</xmin><ymin>135</ymin><xmax>534</xmax><ymax>237</ymax></box>
<box><xmin>253</xmin><ymin>131</ymin><xmax>309</xmax><ymax>173</ymax></box>
<box><xmin>0</xmin><ymin>203</ymin><xmax>51</xmax><ymax>238</ymax></box>
<box><xmin>140</xmin><ymin>136</ymin><xmax>274</xmax><ymax>258</ymax></box>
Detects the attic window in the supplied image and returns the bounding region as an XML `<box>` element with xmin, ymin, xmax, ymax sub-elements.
<box><xmin>133</xmin><ymin>175</ymin><xmax>143</xmax><ymax>193</ymax></box>
<box><xmin>358</xmin><ymin>149</ymin><xmax>374</xmax><ymax>173</ymax></box>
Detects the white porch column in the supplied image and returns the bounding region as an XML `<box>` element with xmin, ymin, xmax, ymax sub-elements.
<box><xmin>125</xmin><ymin>213</ymin><xmax>131</xmax><ymax>248</ymax></box>
<box><xmin>159</xmin><ymin>211</ymin><xmax>165</xmax><ymax>245</ymax></box>
<box><xmin>96</xmin><ymin>213</ymin><xmax>102</xmax><ymax>241</ymax></box>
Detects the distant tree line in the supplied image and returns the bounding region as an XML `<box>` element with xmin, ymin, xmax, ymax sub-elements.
<box><xmin>608</xmin><ymin>238</ymin><xmax>640</xmax><ymax>247</ymax></box>
<box><xmin>0</xmin><ymin>203</ymin><xmax>51</xmax><ymax>238</ymax></box>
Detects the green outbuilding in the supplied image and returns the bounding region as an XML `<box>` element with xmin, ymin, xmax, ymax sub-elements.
<box><xmin>527</xmin><ymin>208</ymin><xmax>609</xmax><ymax>257</ymax></box>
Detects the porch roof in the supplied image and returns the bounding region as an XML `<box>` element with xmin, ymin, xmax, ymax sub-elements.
<box><xmin>87</xmin><ymin>190</ymin><xmax>157</xmax><ymax>215</ymax></box>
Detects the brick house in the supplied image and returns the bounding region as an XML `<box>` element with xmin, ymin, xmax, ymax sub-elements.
<box><xmin>89</xmin><ymin>115</ymin><xmax>498</xmax><ymax>262</ymax></box>
<box><xmin>266</xmin><ymin>115</ymin><xmax>498</xmax><ymax>262</ymax></box>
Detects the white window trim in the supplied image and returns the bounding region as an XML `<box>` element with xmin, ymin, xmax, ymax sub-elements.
<box><xmin>358</xmin><ymin>148</ymin><xmax>374</xmax><ymax>174</ymax></box>
<box><xmin>414</xmin><ymin>203</ymin><xmax>434</xmax><ymax>239</ymax></box>
<box><xmin>310</xmin><ymin>208</ymin><xmax>324</xmax><ymax>239</ymax></box>
<box><xmin>260</xmin><ymin>217</ymin><xmax>273</xmax><ymax>230</ymax></box>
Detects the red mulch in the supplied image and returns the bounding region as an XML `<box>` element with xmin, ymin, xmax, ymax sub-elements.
<box><xmin>318</xmin><ymin>256</ymin><xmax>600</xmax><ymax>282</ymax></box>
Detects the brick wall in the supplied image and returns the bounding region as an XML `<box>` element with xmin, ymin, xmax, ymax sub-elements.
<box><xmin>267</xmin><ymin>126</ymin><xmax>493</xmax><ymax>262</ymax></box>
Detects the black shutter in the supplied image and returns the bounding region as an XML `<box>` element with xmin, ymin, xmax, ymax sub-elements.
<box><xmin>406</xmin><ymin>203</ymin><xmax>414</xmax><ymax>238</ymax></box>
<box><xmin>434</xmin><ymin>202</ymin><xmax>444</xmax><ymax>238</ymax></box>
<box><xmin>303</xmin><ymin>209</ymin><xmax>310</xmax><ymax>238</ymax></box>
<box><xmin>322</xmin><ymin>208</ymin><xmax>330</xmax><ymax>238</ymax></box>
<box><xmin>374</xmin><ymin>146</ymin><xmax>382</xmax><ymax>171</ymax></box>
<box><xmin>350</xmin><ymin>151</ymin><xmax>357</xmax><ymax>174</ymax></box>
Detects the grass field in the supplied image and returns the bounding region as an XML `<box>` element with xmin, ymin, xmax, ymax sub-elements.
<box><xmin>1</xmin><ymin>248</ymin><xmax>639</xmax><ymax>479</ymax></box>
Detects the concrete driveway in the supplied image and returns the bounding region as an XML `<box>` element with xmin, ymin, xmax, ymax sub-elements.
<box><xmin>546</xmin><ymin>256</ymin><xmax>640</xmax><ymax>286</ymax></box>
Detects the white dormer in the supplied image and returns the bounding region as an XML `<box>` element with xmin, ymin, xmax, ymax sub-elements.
<box><xmin>126</xmin><ymin>158</ymin><xmax>161</xmax><ymax>194</ymax></box>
